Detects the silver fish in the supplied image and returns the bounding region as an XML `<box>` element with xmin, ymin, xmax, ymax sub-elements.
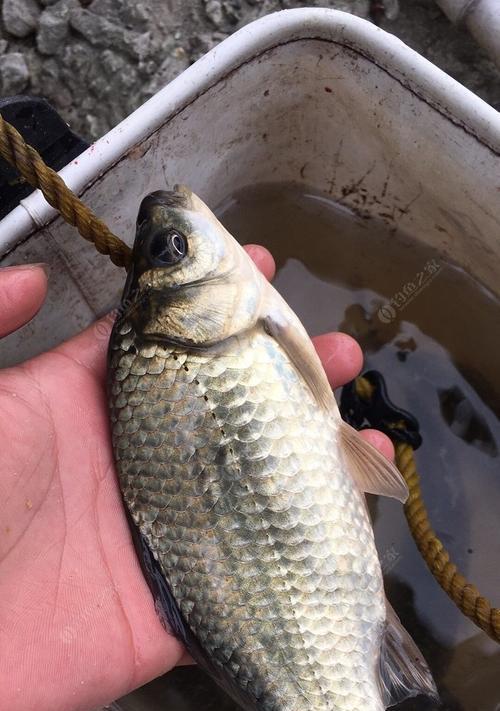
<box><xmin>107</xmin><ymin>186</ymin><xmax>437</xmax><ymax>711</ymax></box>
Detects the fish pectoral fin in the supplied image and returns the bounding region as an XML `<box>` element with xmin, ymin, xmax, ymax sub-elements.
<box><xmin>379</xmin><ymin>601</ymin><xmax>438</xmax><ymax>707</ymax></box>
<box><xmin>339</xmin><ymin>421</ymin><xmax>408</xmax><ymax>502</ymax></box>
<box><xmin>125</xmin><ymin>509</ymin><xmax>189</xmax><ymax>644</ymax></box>
<box><xmin>262</xmin><ymin>295</ymin><xmax>335</xmax><ymax>411</ymax></box>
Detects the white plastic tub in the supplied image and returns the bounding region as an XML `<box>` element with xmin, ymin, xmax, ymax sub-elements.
<box><xmin>1</xmin><ymin>7</ymin><xmax>500</xmax><ymax>366</ymax></box>
<box><xmin>2</xmin><ymin>9</ymin><xmax>500</xmax><ymax>709</ymax></box>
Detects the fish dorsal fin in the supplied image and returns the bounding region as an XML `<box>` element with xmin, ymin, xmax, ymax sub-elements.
<box><xmin>261</xmin><ymin>287</ymin><xmax>335</xmax><ymax>411</ymax></box>
<box><xmin>339</xmin><ymin>421</ymin><xmax>408</xmax><ymax>501</ymax></box>
<box><xmin>379</xmin><ymin>601</ymin><xmax>438</xmax><ymax>707</ymax></box>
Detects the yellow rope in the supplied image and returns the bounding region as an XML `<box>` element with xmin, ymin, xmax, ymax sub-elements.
<box><xmin>356</xmin><ymin>375</ymin><xmax>500</xmax><ymax>644</ymax></box>
<box><xmin>0</xmin><ymin>114</ymin><xmax>132</xmax><ymax>270</ymax></box>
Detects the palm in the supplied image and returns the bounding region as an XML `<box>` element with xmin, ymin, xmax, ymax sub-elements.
<box><xmin>0</xmin><ymin>322</ymin><xmax>183</xmax><ymax>711</ymax></box>
<box><xmin>0</xmin><ymin>255</ymin><xmax>393</xmax><ymax>711</ymax></box>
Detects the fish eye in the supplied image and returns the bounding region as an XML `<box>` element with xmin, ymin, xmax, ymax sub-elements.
<box><xmin>148</xmin><ymin>229</ymin><xmax>188</xmax><ymax>266</ymax></box>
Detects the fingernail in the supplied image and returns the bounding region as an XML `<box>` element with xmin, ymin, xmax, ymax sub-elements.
<box><xmin>0</xmin><ymin>262</ymin><xmax>48</xmax><ymax>275</ymax></box>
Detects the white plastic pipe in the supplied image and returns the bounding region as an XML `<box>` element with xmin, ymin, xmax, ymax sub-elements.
<box><xmin>436</xmin><ymin>0</ymin><xmax>500</xmax><ymax>70</ymax></box>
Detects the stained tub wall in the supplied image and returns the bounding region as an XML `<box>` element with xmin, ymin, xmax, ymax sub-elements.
<box><xmin>1</xmin><ymin>37</ymin><xmax>500</xmax><ymax>366</ymax></box>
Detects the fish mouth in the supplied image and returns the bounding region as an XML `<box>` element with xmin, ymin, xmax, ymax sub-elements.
<box><xmin>137</xmin><ymin>187</ymin><xmax>191</xmax><ymax>225</ymax></box>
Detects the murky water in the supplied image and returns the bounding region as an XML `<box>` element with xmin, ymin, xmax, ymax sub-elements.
<box><xmin>116</xmin><ymin>183</ymin><xmax>500</xmax><ymax>711</ymax></box>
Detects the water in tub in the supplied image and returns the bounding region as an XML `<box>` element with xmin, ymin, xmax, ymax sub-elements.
<box><xmin>115</xmin><ymin>182</ymin><xmax>500</xmax><ymax>711</ymax></box>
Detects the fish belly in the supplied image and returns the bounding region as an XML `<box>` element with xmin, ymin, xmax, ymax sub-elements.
<box><xmin>108</xmin><ymin>323</ymin><xmax>386</xmax><ymax>711</ymax></box>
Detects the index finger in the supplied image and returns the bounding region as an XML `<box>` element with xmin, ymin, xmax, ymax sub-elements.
<box><xmin>244</xmin><ymin>244</ymin><xmax>275</xmax><ymax>281</ymax></box>
<box><xmin>0</xmin><ymin>264</ymin><xmax>48</xmax><ymax>338</ymax></box>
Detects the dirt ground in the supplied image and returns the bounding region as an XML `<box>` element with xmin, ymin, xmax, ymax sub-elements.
<box><xmin>0</xmin><ymin>0</ymin><xmax>499</xmax><ymax>142</ymax></box>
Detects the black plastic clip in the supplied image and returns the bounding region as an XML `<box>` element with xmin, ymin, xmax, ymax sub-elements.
<box><xmin>0</xmin><ymin>95</ymin><xmax>89</xmax><ymax>220</ymax></box>
<box><xmin>340</xmin><ymin>370</ymin><xmax>422</xmax><ymax>449</ymax></box>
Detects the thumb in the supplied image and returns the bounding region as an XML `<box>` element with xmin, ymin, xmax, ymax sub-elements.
<box><xmin>0</xmin><ymin>264</ymin><xmax>48</xmax><ymax>338</ymax></box>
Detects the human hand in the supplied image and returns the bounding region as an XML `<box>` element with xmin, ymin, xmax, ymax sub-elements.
<box><xmin>0</xmin><ymin>248</ymin><xmax>393</xmax><ymax>711</ymax></box>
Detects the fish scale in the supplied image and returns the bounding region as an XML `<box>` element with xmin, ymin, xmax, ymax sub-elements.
<box><xmin>108</xmin><ymin>188</ymin><xmax>436</xmax><ymax>710</ymax></box>
<box><xmin>109</xmin><ymin>317</ymin><xmax>385</xmax><ymax>711</ymax></box>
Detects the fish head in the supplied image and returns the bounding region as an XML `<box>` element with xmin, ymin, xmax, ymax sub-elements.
<box><xmin>119</xmin><ymin>186</ymin><xmax>264</xmax><ymax>347</ymax></box>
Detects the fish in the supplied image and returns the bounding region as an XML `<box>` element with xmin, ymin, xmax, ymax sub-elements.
<box><xmin>107</xmin><ymin>186</ymin><xmax>437</xmax><ymax>711</ymax></box>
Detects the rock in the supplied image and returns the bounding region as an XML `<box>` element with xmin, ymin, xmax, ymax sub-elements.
<box><xmin>222</xmin><ymin>1</ymin><xmax>240</xmax><ymax>25</ymax></box>
<box><xmin>32</xmin><ymin>55</ymin><xmax>73</xmax><ymax>106</ymax></box>
<box><xmin>118</xmin><ymin>2</ymin><xmax>150</xmax><ymax>31</ymax></box>
<box><xmin>2</xmin><ymin>0</ymin><xmax>40</xmax><ymax>38</ymax></box>
<box><xmin>37</xmin><ymin>0</ymin><xmax>75</xmax><ymax>55</ymax></box>
<box><xmin>0</xmin><ymin>40</ymin><xmax>8</xmax><ymax>54</ymax></box>
<box><xmin>69</xmin><ymin>8</ymin><xmax>154</xmax><ymax>60</ymax></box>
<box><xmin>204</xmin><ymin>0</ymin><xmax>224</xmax><ymax>28</ymax></box>
<box><xmin>85</xmin><ymin>113</ymin><xmax>102</xmax><ymax>138</ymax></box>
<box><xmin>203</xmin><ymin>0</ymin><xmax>240</xmax><ymax>30</ymax></box>
<box><xmin>188</xmin><ymin>31</ymin><xmax>217</xmax><ymax>61</ymax></box>
<box><xmin>100</xmin><ymin>49</ymin><xmax>127</xmax><ymax>77</ymax></box>
<box><xmin>0</xmin><ymin>53</ymin><xmax>30</xmax><ymax>94</ymax></box>
<box><xmin>60</xmin><ymin>40</ymin><xmax>93</xmax><ymax>74</ymax></box>
<box><xmin>142</xmin><ymin>49</ymin><xmax>190</xmax><ymax>98</ymax></box>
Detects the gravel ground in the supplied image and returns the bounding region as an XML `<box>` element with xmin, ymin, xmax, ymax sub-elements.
<box><xmin>0</xmin><ymin>0</ymin><xmax>499</xmax><ymax>143</ymax></box>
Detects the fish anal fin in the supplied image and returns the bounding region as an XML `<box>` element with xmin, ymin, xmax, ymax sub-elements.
<box><xmin>379</xmin><ymin>602</ymin><xmax>438</xmax><ymax>707</ymax></box>
<box><xmin>339</xmin><ymin>421</ymin><xmax>408</xmax><ymax>502</ymax></box>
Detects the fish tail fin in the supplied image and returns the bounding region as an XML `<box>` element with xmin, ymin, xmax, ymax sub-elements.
<box><xmin>378</xmin><ymin>602</ymin><xmax>438</xmax><ymax>708</ymax></box>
